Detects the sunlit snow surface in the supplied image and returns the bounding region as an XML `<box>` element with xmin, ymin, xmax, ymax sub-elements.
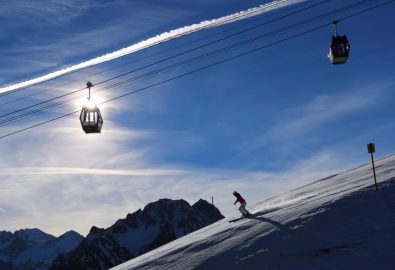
<box><xmin>112</xmin><ymin>155</ymin><xmax>395</xmax><ymax>270</ymax></box>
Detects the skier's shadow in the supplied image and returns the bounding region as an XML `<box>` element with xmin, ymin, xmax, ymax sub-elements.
<box><xmin>248</xmin><ymin>214</ymin><xmax>285</xmax><ymax>230</ymax></box>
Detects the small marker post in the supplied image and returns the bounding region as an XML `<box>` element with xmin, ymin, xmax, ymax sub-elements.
<box><xmin>367</xmin><ymin>142</ymin><xmax>378</xmax><ymax>192</ymax></box>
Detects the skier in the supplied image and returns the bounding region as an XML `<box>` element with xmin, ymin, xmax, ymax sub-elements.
<box><xmin>233</xmin><ymin>191</ymin><xmax>250</xmax><ymax>217</ymax></box>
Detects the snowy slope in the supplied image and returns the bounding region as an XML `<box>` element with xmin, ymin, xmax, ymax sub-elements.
<box><xmin>112</xmin><ymin>155</ymin><xmax>395</xmax><ymax>270</ymax></box>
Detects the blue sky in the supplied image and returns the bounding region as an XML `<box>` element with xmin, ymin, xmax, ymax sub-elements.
<box><xmin>0</xmin><ymin>0</ymin><xmax>394</xmax><ymax>236</ymax></box>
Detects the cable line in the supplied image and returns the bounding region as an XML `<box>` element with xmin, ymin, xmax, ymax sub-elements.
<box><xmin>0</xmin><ymin>0</ymin><xmax>393</xmax><ymax>138</ymax></box>
<box><xmin>0</xmin><ymin>0</ymin><xmax>333</xmax><ymax>113</ymax></box>
<box><xmin>0</xmin><ymin>0</ymin><xmax>386</xmax><ymax>126</ymax></box>
<box><xmin>0</xmin><ymin>0</ymin><xmax>298</xmax><ymax>97</ymax></box>
<box><xmin>0</xmin><ymin>0</ymin><xmax>379</xmax><ymax>124</ymax></box>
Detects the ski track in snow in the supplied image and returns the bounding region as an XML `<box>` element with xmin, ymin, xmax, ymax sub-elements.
<box><xmin>0</xmin><ymin>0</ymin><xmax>305</xmax><ymax>94</ymax></box>
<box><xmin>110</xmin><ymin>154</ymin><xmax>395</xmax><ymax>270</ymax></box>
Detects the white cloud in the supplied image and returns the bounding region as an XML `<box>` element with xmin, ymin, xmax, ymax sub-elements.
<box><xmin>0</xmin><ymin>0</ymin><xmax>105</xmax><ymax>28</ymax></box>
<box><xmin>0</xmin><ymin>0</ymin><xmax>192</xmax><ymax>84</ymax></box>
<box><xmin>0</xmin><ymin>0</ymin><xmax>304</xmax><ymax>93</ymax></box>
<box><xmin>0</xmin><ymin>1</ymin><xmax>91</xmax><ymax>41</ymax></box>
<box><xmin>0</xmin><ymin>117</ymin><xmax>204</xmax><ymax>235</ymax></box>
<box><xmin>0</xmin><ymin>167</ymin><xmax>185</xmax><ymax>176</ymax></box>
<box><xmin>236</xmin><ymin>83</ymin><xmax>389</xmax><ymax>157</ymax></box>
<box><xmin>0</xmin><ymin>81</ymin><xmax>377</xmax><ymax>236</ymax></box>
<box><xmin>266</xmin><ymin>91</ymin><xmax>376</xmax><ymax>140</ymax></box>
<box><xmin>0</xmin><ymin>119</ymin><xmax>354</xmax><ymax>236</ymax></box>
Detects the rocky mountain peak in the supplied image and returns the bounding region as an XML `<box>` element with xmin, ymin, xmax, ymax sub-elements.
<box><xmin>50</xmin><ymin>198</ymin><xmax>224</xmax><ymax>270</ymax></box>
<box><xmin>0</xmin><ymin>229</ymin><xmax>83</xmax><ymax>270</ymax></box>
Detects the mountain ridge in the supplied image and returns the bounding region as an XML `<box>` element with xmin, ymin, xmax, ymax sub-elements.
<box><xmin>111</xmin><ymin>154</ymin><xmax>395</xmax><ymax>270</ymax></box>
<box><xmin>0</xmin><ymin>229</ymin><xmax>83</xmax><ymax>270</ymax></box>
<box><xmin>50</xmin><ymin>198</ymin><xmax>224</xmax><ymax>270</ymax></box>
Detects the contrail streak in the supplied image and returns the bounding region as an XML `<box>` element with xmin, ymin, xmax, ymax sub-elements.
<box><xmin>0</xmin><ymin>0</ymin><xmax>304</xmax><ymax>94</ymax></box>
<box><xmin>0</xmin><ymin>167</ymin><xmax>186</xmax><ymax>176</ymax></box>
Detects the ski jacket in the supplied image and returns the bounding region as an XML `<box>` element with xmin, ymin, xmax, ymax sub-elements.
<box><xmin>234</xmin><ymin>193</ymin><xmax>245</xmax><ymax>205</ymax></box>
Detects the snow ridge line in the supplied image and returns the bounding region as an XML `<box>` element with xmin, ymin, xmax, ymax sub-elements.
<box><xmin>0</xmin><ymin>0</ymin><xmax>304</xmax><ymax>94</ymax></box>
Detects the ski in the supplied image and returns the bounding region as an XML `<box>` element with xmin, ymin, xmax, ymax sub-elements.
<box><xmin>228</xmin><ymin>214</ymin><xmax>250</xmax><ymax>223</ymax></box>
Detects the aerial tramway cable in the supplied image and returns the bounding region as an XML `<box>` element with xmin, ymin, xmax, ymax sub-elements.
<box><xmin>0</xmin><ymin>0</ymin><xmax>381</xmax><ymax>126</ymax></box>
<box><xmin>0</xmin><ymin>0</ymin><xmax>335</xmax><ymax>109</ymax></box>
<box><xmin>0</xmin><ymin>0</ymin><xmax>300</xmax><ymax>98</ymax></box>
<box><xmin>0</xmin><ymin>0</ymin><xmax>393</xmax><ymax>138</ymax></box>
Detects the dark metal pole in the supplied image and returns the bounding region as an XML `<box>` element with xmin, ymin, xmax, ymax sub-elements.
<box><xmin>370</xmin><ymin>152</ymin><xmax>378</xmax><ymax>192</ymax></box>
<box><xmin>87</xmin><ymin>81</ymin><xmax>92</xmax><ymax>100</ymax></box>
<box><xmin>332</xmin><ymin>20</ymin><xmax>339</xmax><ymax>36</ymax></box>
<box><xmin>211</xmin><ymin>196</ymin><xmax>214</xmax><ymax>205</ymax></box>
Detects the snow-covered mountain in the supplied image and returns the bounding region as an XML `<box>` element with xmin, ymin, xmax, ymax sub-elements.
<box><xmin>0</xmin><ymin>229</ymin><xmax>83</xmax><ymax>270</ymax></box>
<box><xmin>111</xmin><ymin>154</ymin><xmax>395</xmax><ymax>270</ymax></box>
<box><xmin>50</xmin><ymin>199</ymin><xmax>224</xmax><ymax>270</ymax></box>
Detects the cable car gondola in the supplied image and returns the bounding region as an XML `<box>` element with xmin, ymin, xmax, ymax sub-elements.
<box><xmin>328</xmin><ymin>21</ymin><xmax>350</xmax><ymax>65</ymax></box>
<box><xmin>80</xmin><ymin>82</ymin><xmax>103</xmax><ymax>134</ymax></box>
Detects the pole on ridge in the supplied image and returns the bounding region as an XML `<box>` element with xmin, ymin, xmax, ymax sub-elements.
<box><xmin>367</xmin><ymin>142</ymin><xmax>378</xmax><ymax>192</ymax></box>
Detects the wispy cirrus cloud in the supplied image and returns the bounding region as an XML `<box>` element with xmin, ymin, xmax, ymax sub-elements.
<box><xmin>266</xmin><ymin>92</ymin><xmax>377</xmax><ymax>139</ymax></box>
<box><xmin>0</xmin><ymin>1</ymin><xmax>91</xmax><ymax>43</ymax></box>
<box><xmin>0</xmin><ymin>118</ymin><xmax>354</xmax><ymax>236</ymax></box>
<box><xmin>0</xmin><ymin>110</ymin><xmax>353</xmax><ymax>236</ymax></box>
<box><xmin>0</xmin><ymin>0</ymin><xmax>193</xmax><ymax>84</ymax></box>
<box><xmin>0</xmin><ymin>0</ymin><xmax>305</xmax><ymax>93</ymax></box>
<box><xmin>236</xmin><ymin>83</ymin><xmax>390</xmax><ymax>158</ymax></box>
<box><xmin>0</xmin><ymin>117</ymin><xmax>203</xmax><ymax>235</ymax></box>
<box><xmin>0</xmin><ymin>0</ymin><xmax>104</xmax><ymax>28</ymax></box>
<box><xmin>0</xmin><ymin>167</ymin><xmax>185</xmax><ymax>176</ymax></box>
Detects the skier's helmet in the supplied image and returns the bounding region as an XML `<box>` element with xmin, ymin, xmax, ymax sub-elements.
<box><xmin>233</xmin><ymin>191</ymin><xmax>237</xmax><ymax>196</ymax></box>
